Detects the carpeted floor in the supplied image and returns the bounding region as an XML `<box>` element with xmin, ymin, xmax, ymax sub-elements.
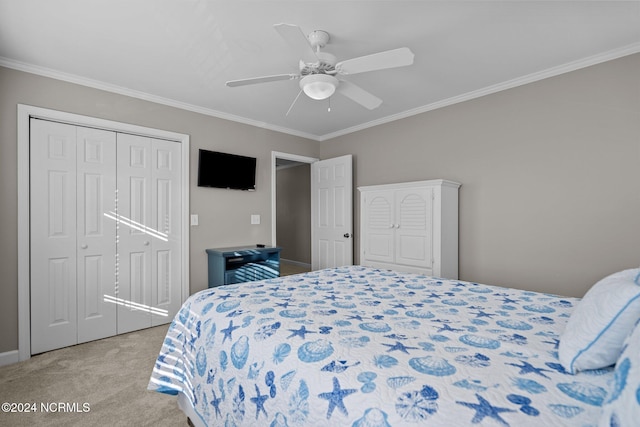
<box><xmin>1</xmin><ymin>268</ymin><xmax>312</xmax><ymax>427</ymax></box>
<box><xmin>0</xmin><ymin>325</ymin><xmax>186</xmax><ymax>427</ymax></box>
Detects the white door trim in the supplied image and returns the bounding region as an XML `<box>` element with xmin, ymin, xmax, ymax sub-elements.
<box><xmin>270</xmin><ymin>151</ymin><xmax>318</xmax><ymax>247</ymax></box>
<box><xmin>17</xmin><ymin>104</ymin><xmax>190</xmax><ymax>361</ymax></box>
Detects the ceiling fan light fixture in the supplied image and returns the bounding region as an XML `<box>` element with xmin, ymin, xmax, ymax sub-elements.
<box><xmin>300</xmin><ymin>74</ymin><xmax>338</xmax><ymax>100</ymax></box>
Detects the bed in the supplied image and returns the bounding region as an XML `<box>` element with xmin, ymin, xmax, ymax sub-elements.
<box><xmin>148</xmin><ymin>266</ymin><xmax>640</xmax><ymax>426</ymax></box>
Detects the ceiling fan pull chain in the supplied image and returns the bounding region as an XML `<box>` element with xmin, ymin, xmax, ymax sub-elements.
<box><xmin>328</xmin><ymin>97</ymin><xmax>331</xmax><ymax>113</ymax></box>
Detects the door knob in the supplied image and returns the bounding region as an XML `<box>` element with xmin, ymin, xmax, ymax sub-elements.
<box><xmin>143</xmin><ymin>241</ymin><xmax>150</xmax><ymax>246</ymax></box>
<box><xmin>343</xmin><ymin>233</ymin><xmax>351</xmax><ymax>238</ymax></box>
<box><xmin>80</xmin><ymin>244</ymin><xmax>88</xmax><ymax>249</ymax></box>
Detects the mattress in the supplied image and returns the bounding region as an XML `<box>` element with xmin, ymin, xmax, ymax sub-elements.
<box><xmin>148</xmin><ymin>266</ymin><xmax>613</xmax><ymax>426</ymax></box>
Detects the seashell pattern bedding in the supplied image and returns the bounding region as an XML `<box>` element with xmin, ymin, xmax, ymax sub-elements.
<box><xmin>148</xmin><ymin>266</ymin><xmax>613</xmax><ymax>426</ymax></box>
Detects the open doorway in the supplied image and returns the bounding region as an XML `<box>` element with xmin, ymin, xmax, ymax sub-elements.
<box><xmin>271</xmin><ymin>152</ymin><xmax>317</xmax><ymax>276</ymax></box>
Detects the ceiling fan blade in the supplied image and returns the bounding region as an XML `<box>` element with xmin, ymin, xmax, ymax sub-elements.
<box><xmin>274</xmin><ymin>23</ymin><xmax>319</xmax><ymax>64</ymax></box>
<box><xmin>335</xmin><ymin>47</ymin><xmax>414</xmax><ymax>75</ymax></box>
<box><xmin>226</xmin><ymin>74</ymin><xmax>298</xmax><ymax>87</ymax></box>
<box><xmin>336</xmin><ymin>80</ymin><xmax>382</xmax><ymax>110</ymax></box>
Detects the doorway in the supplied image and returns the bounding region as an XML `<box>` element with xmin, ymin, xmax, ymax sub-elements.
<box><xmin>271</xmin><ymin>152</ymin><xmax>354</xmax><ymax>272</ymax></box>
<box><xmin>271</xmin><ymin>152</ymin><xmax>317</xmax><ymax>275</ymax></box>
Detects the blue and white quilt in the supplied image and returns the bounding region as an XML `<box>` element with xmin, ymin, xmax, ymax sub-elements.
<box><xmin>148</xmin><ymin>266</ymin><xmax>613</xmax><ymax>426</ymax></box>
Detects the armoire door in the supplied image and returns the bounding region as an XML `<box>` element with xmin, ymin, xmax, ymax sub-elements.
<box><xmin>30</xmin><ymin>119</ymin><xmax>117</xmax><ymax>354</ymax></box>
<box><xmin>361</xmin><ymin>190</ymin><xmax>395</xmax><ymax>264</ymax></box>
<box><xmin>116</xmin><ymin>133</ymin><xmax>182</xmax><ymax>334</ymax></box>
<box><xmin>395</xmin><ymin>188</ymin><xmax>433</xmax><ymax>269</ymax></box>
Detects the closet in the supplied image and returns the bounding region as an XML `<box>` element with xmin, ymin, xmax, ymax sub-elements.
<box><xmin>29</xmin><ymin>118</ymin><xmax>183</xmax><ymax>354</ymax></box>
<box><xmin>359</xmin><ymin>179</ymin><xmax>460</xmax><ymax>279</ymax></box>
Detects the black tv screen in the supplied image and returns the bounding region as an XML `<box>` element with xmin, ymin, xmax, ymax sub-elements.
<box><xmin>197</xmin><ymin>149</ymin><xmax>256</xmax><ymax>191</ymax></box>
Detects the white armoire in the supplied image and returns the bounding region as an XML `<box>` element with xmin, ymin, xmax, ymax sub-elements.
<box><xmin>358</xmin><ymin>179</ymin><xmax>460</xmax><ymax>279</ymax></box>
<box><xmin>29</xmin><ymin>118</ymin><xmax>183</xmax><ymax>354</ymax></box>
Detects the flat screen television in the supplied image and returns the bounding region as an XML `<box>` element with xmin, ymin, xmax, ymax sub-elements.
<box><xmin>197</xmin><ymin>149</ymin><xmax>257</xmax><ymax>191</ymax></box>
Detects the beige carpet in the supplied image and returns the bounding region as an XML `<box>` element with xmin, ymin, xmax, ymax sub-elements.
<box><xmin>1</xmin><ymin>269</ymin><xmax>311</xmax><ymax>427</ymax></box>
<box><xmin>0</xmin><ymin>325</ymin><xmax>186</xmax><ymax>427</ymax></box>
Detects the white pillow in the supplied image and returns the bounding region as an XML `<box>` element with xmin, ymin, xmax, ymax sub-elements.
<box><xmin>598</xmin><ymin>318</ymin><xmax>640</xmax><ymax>426</ymax></box>
<box><xmin>558</xmin><ymin>268</ymin><xmax>640</xmax><ymax>374</ymax></box>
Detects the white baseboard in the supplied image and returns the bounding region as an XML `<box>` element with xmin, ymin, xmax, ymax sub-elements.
<box><xmin>280</xmin><ymin>259</ymin><xmax>311</xmax><ymax>268</ymax></box>
<box><xmin>0</xmin><ymin>350</ymin><xmax>19</xmax><ymax>367</ymax></box>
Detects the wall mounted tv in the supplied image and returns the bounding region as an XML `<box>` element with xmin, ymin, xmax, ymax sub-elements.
<box><xmin>197</xmin><ymin>149</ymin><xmax>257</xmax><ymax>191</ymax></box>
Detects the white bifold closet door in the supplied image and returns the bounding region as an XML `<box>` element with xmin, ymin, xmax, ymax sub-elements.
<box><xmin>30</xmin><ymin>119</ymin><xmax>117</xmax><ymax>354</ymax></box>
<box><xmin>116</xmin><ymin>133</ymin><xmax>182</xmax><ymax>334</ymax></box>
<box><xmin>30</xmin><ymin>119</ymin><xmax>182</xmax><ymax>354</ymax></box>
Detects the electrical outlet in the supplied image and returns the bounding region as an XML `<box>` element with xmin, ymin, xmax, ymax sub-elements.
<box><xmin>190</xmin><ymin>214</ymin><xmax>199</xmax><ymax>226</ymax></box>
<box><xmin>251</xmin><ymin>214</ymin><xmax>260</xmax><ymax>225</ymax></box>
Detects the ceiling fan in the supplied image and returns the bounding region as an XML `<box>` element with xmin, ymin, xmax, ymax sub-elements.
<box><xmin>225</xmin><ymin>24</ymin><xmax>415</xmax><ymax>114</ymax></box>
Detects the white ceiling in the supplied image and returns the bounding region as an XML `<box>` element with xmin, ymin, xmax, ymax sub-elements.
<box><xmin>1</xmin><ymin>1</ymin><xmax>639</xmax><ymax>141</ymax></box>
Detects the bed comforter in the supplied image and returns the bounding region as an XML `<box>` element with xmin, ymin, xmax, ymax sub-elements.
<box><xmin>148</xmin><ymin>266</ymin><xmax>612</xmax><ymax>426</ymax></box>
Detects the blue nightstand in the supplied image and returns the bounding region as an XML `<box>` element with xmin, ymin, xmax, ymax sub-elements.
<box><xmin>206</xmin><ymin>245</ymin><xmax>282</xmax><ymax>288</ymax></box>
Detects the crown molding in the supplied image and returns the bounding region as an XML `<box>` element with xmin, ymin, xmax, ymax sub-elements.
<box><xmin>318</xmin><ymin>42</ymin><xmax>640</xmax><ymax>141</ymax></box>
<box><xmin>0</xmin><ymin>57</ymin><xmax>321</xmax><ymax>141</ymax></box>
<box><xmin>3</xmin><ymin>41</ymin><xmax>639</xmax><ymax>143</ymax></box>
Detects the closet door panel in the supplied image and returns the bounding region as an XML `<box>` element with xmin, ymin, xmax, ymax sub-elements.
<box><xmin>150</xmin><ymin>139</ymin><xmax>182</xmax><ymax>325</ymax></box>
<box><xmin>29</xmin><ymin>113</ymin><xmax>186</xmax><ymax>354</ymax></box>
<box><xmin>30</xmin><ymin>119</ymin><xmax>78</xmax><ymax>354</ymax></box>
<box><xmin>76</xmin><ymin>127</ymin><xmax>117</xmax><ymax>344</ymax></box>
<box><xmin>116</xmin><ymin>133</ymin><xmax>152</xmax><ymax>333</ymax></box>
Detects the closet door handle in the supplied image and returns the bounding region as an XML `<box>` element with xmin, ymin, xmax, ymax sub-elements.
<box><xmin>80</xmin><ymin>244</ymin><xmax>88</xmax><ymax>249</ymax></box>
<box><xmin>143</xmin><ymin>241</ymin><xmax>150</xmax><ymax>246</ymax></box>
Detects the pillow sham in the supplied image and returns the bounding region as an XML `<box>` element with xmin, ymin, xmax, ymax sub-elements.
<box><xmin>598</xmin><ymin>318</ymin><xmax>640</xmax><ymax>426</ymax></box>
<box><xmin>558</xmin><ymin>268</ymin><xmax>640</xmax><ymax>374</ymax></box>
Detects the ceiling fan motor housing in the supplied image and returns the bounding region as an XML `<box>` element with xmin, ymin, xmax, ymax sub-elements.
<box><xmin>300</xmin><ymin>51</ymin><xmax>337</xmax><ymax>76</ymax></box>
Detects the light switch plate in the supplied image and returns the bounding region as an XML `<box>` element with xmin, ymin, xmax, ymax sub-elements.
<box><xmin>251</xmin><ymin>214</ymin><xmax>260</xmax><ymax>225</ymax></box>
<box><xmin>190</xmin><ymin>214</ymin><xmax>198</xmax><ymax>226</ymax></box>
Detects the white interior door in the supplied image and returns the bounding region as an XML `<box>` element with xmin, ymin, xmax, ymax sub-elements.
<box><xmin>30</xmin><ymin>119</ymin><xmax>117</xmax><ymax>353</ymax></box>
<box><xmin>30</xmin><ymin>119</ymin><xmax>79</xmax><ymax>354</ymax></box>
<box><xmin>76</xmin><ymin>126</ymin><xmax>117</xmax><ymax>343</ymax></box>
<box><xmin>150</xmin><ymin>139</ymin><xmax>182</xmax><ymax>326</ymax></box>
<box><xmin>116</xmin><ymin>133</ymin><xmax>153</xmax><ymax>333</ymax></box>
<box><xmin>311</xmin><ymin>155</ymin><xmax>353</xmax><ymax>270</ymax></box>
<box><xmin>20</xmin><ymin>105</ymin><xmax>189</xmax><ymax>360</ymax></box>
<box><xmin>116</xmin><ymin>133</ymin><xmax>182</xmax><ymax>332</ymax></box>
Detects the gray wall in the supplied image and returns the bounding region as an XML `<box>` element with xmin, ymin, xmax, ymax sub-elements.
<box><xmin>2</xmin><ymin>53</ymin><xmax>639</xmax><ymax>355</ymax></box>
<box><xmin>276</xmin><ymin>164</ymin><xmax>311</xmax><ymax>264</ymax></box>
<box><xmin>320</xmin><ymin>53</ymin><xmax>640</xmax><ymax>298</ymax></box>
<box><xmin>0</xmin><ymin>66</ymin><xmax>319</xmax><ymax>354</ymax></box>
